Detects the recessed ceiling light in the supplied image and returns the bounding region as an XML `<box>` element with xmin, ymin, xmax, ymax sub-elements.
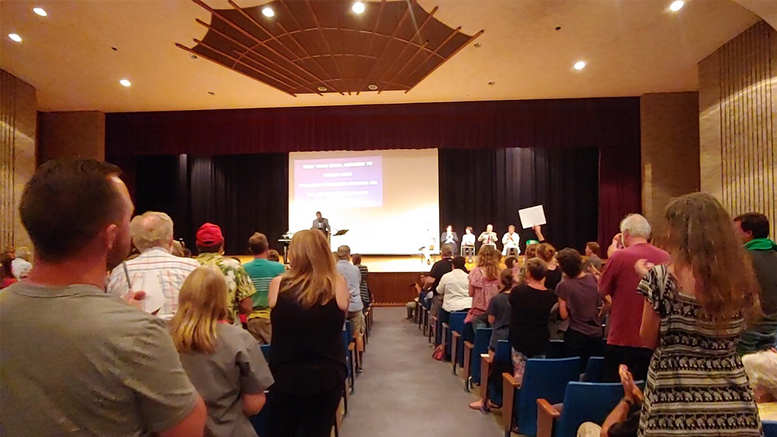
<box><xmin>488</xmin><ymin>81</ymin><xmax>496</xmax><ymax>86</ymax></box>
<box><xmin>669</xmin><ymin>1</ymin><xmax>684</xmax><ymax>12</ymax></box>
<box><xmin>318</xmin><ymin>86</ymin><xmax>328</xmax><ymax>92</ymax></box>
<box><xmin>352</xmin><ymin>2</ymin><xmax>366</xmax><ymax>14</ymax></box>
<box><xmin>368</xmin><ymin>84</ymin><xmax>378</xmax><ymax>91</ymax></box>
<box><xmin>573</xmin><ymin>61</ymin><xmax>586</xmax><ymax>70</ymax></box>
<box><xmin>119</xmin><ymin>79</ymin><xmax>132</xmax><ymax>87</ymax></box>
<box><xmin>208</xmin><ymin>91</ymin><xmax>215</xmax><ymax>95</ymax></box>
<box><xmin>474</xmin><ymin>42</ymin><xmax>482</xmax><ymax>48</ymax></box>
<box><xmin>262</xmin><ymin>6</ymin><xmax>274</xmax><ymax>17</ymax></box>
<box><xmin>8</xmin><ymin>33</ymin><xmax>22</xmax><ymax>43</ymax></box>
<box><xmin>33</xmin><ymin>7</ymin><xmax>47</xmax><ymax>16</ymax></box>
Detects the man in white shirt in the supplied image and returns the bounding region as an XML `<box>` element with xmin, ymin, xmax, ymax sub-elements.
<box><xmin>461</xmin><ymin>226</ymin><xmax>476</xmax><ymax>262</ymax></box>
<box><xmin>478</xmin><ymin>224</ymin><xmax>498</xmax><ymax>250</ymax></box>
<box><xmin>502</xmin><ymin>225</ymin><xmax>521</xmax><ymax>257</ymax></box>
<box><xmin>107</xmin><ymin>211</ymin><xmax>199</xmax><ymax>321</ymax></box>
<box><xmin>11</xmin><ymin>246</ymin><xmax>32</xmax><ymax>280</ymax></box>
<box><xmin>437</xmin><ymin>256</ymin><xmax>472</xmax><ymax>317</ymax></box>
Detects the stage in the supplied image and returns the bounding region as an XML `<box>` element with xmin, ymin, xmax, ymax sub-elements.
<box><xmin>234</xmin><ymin>254</ymin><xmax>459</xmax><ymax>307</ymax></box>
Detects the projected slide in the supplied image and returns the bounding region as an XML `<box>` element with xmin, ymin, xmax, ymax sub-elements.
<box><xmin>289</xmin><ymin>149</ymin><xmax>439</xmax><ymax>255</ymax></box>
<box><xmin>294</xmin><ymin>156</ymin><xmax>383</xmax><ymax>208</ymax></box>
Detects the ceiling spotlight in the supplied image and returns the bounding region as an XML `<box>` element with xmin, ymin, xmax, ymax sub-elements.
<box><xmin>119</xmin><ymin>79</ymin><xmax>132</xmax><ymax>87</ymax></box>
<box><xmin>669</xmin><ymin>1</ymin><xmax>684</xmax><ymax>11</ymax></box>
<box><xmin>262</xmin><ymin>6</ymin><xmax>274</xmax><ymax>17</ymax></box>
<box><xmin>368</xmin><ymin>84</ymin><xmax>378</xmax><ymax>91</ymax></box>
<box><xmin>474</xmin><ymin>42</ymin><xmax>482</xmax><ymax>48</ymax></box>
<box><xmin>573</xmin><ymin>61</ymin><xmax>586</xmax><ymax>70</ymax></box>
<box><xmin>318</xmin><ymin>86</ymin><xmax>327</xmax><ymax>92</ymax></box>
<box><xmin>8</xmin><ymin>33</ymin><xmax>22</xmax><ymax>43</ymax></box>
<box><xmin>33</xmin><ymin>7</ymin><xmax>47</xmax><ymax>16</ymax></box>
<box><xmin>352</xmin><ymin>1</ymin><xmax>365</xmax><ymax>14</ymax></box>
<box><xmin>488</xmin><ymin>81</ymin><xmax>496</xmax><ymax>86</ymax></box>
<box><xmin>208</xmin><ymin>91</ymin><xmax>215</xmax><ymax>95</ymax></box>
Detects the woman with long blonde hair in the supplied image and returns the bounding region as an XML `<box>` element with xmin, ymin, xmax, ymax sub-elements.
<box><xmin>267</xmin><ymin>230</ymin><xmax>349</xmax><ymax>437</ymax></box>
<box><xmin>170</xmin><ymin>265</ymin><xmax>274</xmax><ymax>437</ymax></box>
<box><xmin>635</xmin><ymin>192</ymin><xmax>762</xmax><ymax>436</ymax></box>
<box><xmin>466</xmin><ymin>245</ymin><xmax>502</xmax><ymax>325</ymax></box>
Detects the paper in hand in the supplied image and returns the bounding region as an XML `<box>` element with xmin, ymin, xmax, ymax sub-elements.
<box><xmin>133</xmin><ymin>274</ymin><xmax>165</xmax><ymax>315</ymax></box>
<box><xmin>518</xmin><ymin>205</ymin><xmax>547</xmax><ymax>229</ymax></box>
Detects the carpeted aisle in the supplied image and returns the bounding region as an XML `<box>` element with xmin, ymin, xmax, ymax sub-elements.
<box><xmin>341</xmin><ymin>307</ymin><xmax>502</xmax><ymax>437</ymax></box>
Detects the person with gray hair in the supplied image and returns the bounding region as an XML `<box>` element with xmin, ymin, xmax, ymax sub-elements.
<box><xmin>11</xmin><ymin>246</ymin><xmax>32</xmax><ymax>280</ymax></box>
<box><xmin>336</xmin><ymin>244</ymin><xmax>365</xmax><ymax>370</ymax></box>
<box><xmin>598</xmin><ymin>213</ymin><xmax>670</xmax><ymax>382</ymax></box>
<box><xmin>107</xmin><ymin>211</ymin><xmax>200</xmax><ymax>321</ymax></box>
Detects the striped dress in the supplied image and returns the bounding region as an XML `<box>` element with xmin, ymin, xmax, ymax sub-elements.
<box><xmin>637</xmin><ymin>265</ymin><xmax>761</xmax><ymax>436</ymax></box>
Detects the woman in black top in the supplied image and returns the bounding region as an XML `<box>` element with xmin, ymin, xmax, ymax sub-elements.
<box><xmin>509</xmin><ymin>258</ymin><xmax>558</xmax><ymax>386</ymax></box>
<box><xmin>268</xmin><ymin>230</ymin><xmax>350</xmax><ymax>437</ymax></box>
<box><xmin>536</xmin><ymin>243</ymin><xmax>562</xmax><ymax>289</ymax></box>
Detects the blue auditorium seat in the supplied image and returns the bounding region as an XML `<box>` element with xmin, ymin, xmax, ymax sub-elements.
<box><xmin>448</xmin><ymin>311</ymin><xmax>467</xmax><ymax>373</ymax></box>
<box><xmin>537</xmin><ymin>382</ymin><xmax>624</xmax><ymax>437</ymax></box>
<box><xmin>582</xmin><ymin>356</ymin><xmax>605</xmax><ymax>382</ymax></box>
<box><xmin>502</xmin><ymin>357</ymin><xmax>580</xmax><ymax>437</ymax></box>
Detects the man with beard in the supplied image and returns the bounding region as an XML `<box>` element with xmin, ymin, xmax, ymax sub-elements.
<box><xmin>0</xmin><ymin>160</ymin><xmax>206</xmax><ymax>437</ymax></box>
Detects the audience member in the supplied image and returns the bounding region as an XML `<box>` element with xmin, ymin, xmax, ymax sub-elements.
<box><xmin>336</xmin><ymin>245</ymin><xmax>365</xmax><ymax>361</ymax></box>
<box><xmin>469</xmin><ymin>268</ymin><xmax>514</xmax><ymax>411</ymax></box>
<box><xmin>351</xmin><ymin>253</ymin><xmax>371</xmax><ymax>310</ymax></box>
<box><xmin>0</xmin><ymin>252</ymin><xmax>17</xmax><ymax>289</ymax></box>
<box><xmin>509</xmin><ymin>258</ymin><xmax>557</xmax><ymax>385</ymax></box>
<box><xmin>243</xmin><ymin>232</ymin><xmax>285</xmax><ymax>344</ymax></box>
<box><xmin>577</xmin><ymin>365</ymin><xmax>643</xmax><ymax>437</ymax></box>
<box><xmin>635</xmin><ymin>192</ymin><xmax>761</xmax><ymax>435</ymax></box>
<box><xmin>555</xmin><ymin>248</ymin><xmax>604</xmax><ymax>371</ymax></box>
<box><xmin>514</xmin><ymin>243</ymin><xmax>539</xmax><ymax>283</ymax></box>
<box><xmin>735</xmin><ymin>212</ymin><xmax>777</xmax><ymax>354</ymax></box>
<box><xmin>406</xmin><ymin>274</ymin><xmax>429</xmax><ymax>319</ymax></box>
<box><xmin>598</xmin><ymin>213</ymin><xmax>669</xmax><ymax>382</ymax></box>
<box><xmin>504</xmin><ymin>255</ymin><xmax>518</xmax><ymax>270</ymax></box>
<box><xmin>267</xmin><ymin>230</ymin><xmax>349</xmax><ymax>437</ymax></box>
<box><xmin>1</xmin><ymin>159</ymin><xmax>206</xmax><ymax>436</ymax></box>
<box><xmin>466</xmin><ymin>245</ymin><xmax>502</xmax><ymax>326</ymax></box>
<box><xmin>537</xmin><ymin>243</ymin><xmax>562</xmax><ymax>289</ymax></box>
<box><xmin>11</xmin><ymin>246</ymin><xmax>32</xmax><ymax>280</ymax></box>
<box><xmin>195</xmin><ymin>223</ymin><xmax>256</xmax><ymax>324</ymax></box>
<box><xmin>170</xmin><ymin>240</ymin><xmax>187</xmax><ymax>257</ymax></box>
<box><xmin>170</xmin><ymin>265</ymin><xmax>274</xmax><ymax>436</ymax></box>
<box><xmin>267</xmin><ymin>249</ymin><xmax>281</xmax><ymax>262</ymax></box>
<box><xmin>425</xmin><ymin>244</ymin><xmax>455</xmax><ymax>317</ymax></box>
<box><xmin>107</xmin><ymin>211</ymin><xmax>199</xmax><ymax>321</ymax></box>
<box><xmin>437</xmin><ymin>256</ymin><xmax>472</xmax><ymax>325</ymax></box>
<box><xmin>742</xmin><ymin>349</ymin><xmax>777</xmax><ymax>404</ymax></box>
<box><xmin>582</xmin><ymin>241</ymin><xmax>603</xmax><ymax>272</ymax></box>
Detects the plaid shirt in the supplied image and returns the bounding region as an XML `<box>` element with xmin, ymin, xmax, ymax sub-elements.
<box><xmin>196</xmin><ymin>253</ymin><xmax>256</xmax><ymax>323</ymax></box>
<box><xmin>107</xmin><ymin>247</ymin><xmax>199</xmax><ymax>321</ymax></box>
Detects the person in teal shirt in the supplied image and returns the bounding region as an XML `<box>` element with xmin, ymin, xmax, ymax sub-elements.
<box><xmin>244</xmin><ymin>232</ymin><xmax>286</xmax><ymax>344</ymax></box>
<box><xmin>735</xmin><ymin>212</ymin><xmax>777</xmax><ymax>354</ymax></box>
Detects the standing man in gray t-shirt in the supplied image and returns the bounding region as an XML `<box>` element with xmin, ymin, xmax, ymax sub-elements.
<box><xmin>0</xmin><ymin>160</ymin><xmax>207</xmax><ymax>437</ymax></box>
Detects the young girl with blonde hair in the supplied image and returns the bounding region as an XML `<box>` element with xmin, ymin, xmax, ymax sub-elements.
<box><xmin>170</xmin><ymin>265</ymin><xmax>274</xmax><ymax>437</ymax></box>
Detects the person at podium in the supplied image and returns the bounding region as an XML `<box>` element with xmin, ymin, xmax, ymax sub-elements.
<box><xmin>311</xmin><ymin>211</ymin><xmax>330</xmax><ymax>236</ymax></box>
<box><xmin>440</xmin><ymin>225</ymin><xmax>459</xmax><ymax>255</ymax></box>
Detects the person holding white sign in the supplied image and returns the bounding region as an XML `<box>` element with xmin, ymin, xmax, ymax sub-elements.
<box><xmin>478</xmin><ymin>224</ymin><xmax>498</xmax><ymax>250</ymax></box>
<box><xmin>502</xmin><ymin>225</ymin><xmax>520</xmax><ymax>257</ymax></box>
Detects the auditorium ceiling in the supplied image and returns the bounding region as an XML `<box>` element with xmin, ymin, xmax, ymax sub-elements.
<box><xmin>0</xmin><ymin>0</ymin><xmax>765</xmax><ymax>112</ymax></box>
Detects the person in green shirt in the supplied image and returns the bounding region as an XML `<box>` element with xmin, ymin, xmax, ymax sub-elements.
<box><xmin>243</xmin><ymin>232</ymin><xmax>286</xmax><ymax>344</ymax></box>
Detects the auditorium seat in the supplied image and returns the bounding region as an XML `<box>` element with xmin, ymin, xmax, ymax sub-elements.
<box><xmin>763</xmin><ymin>420</ymin><xmax>777</xmax><ymax>437</ymax></box>
<box><xmin>480</xmin><ymin>339</ymin><xmax>511</xmax><ymax>408</ymax></box>
<box><xmin>582</xmin><ymin>356</ymin><xmax>605</xmax><ymax>382</ymax></box>
<box><xmin>260</xmin><ymin>344</ymin><xmax>271</xmax><ymax>361</ymax></box>
<box><xmin>537</xmin><ymin>382</ymin><xmax>625</xmax><ymax>437</ymax></box>
<box><xmin>547</xmin><ymin>339</ymin><xmax>565</xmax><ymax>358</ymax></box>
<box><xmin>502</xmin><ymin>357</ymin><xmax>581</xmax><ymax>437</ymax></box>
<box><xmin>464</xmin><ymin>327</ymin><xmax>492</xmax><ymax>391</ymax></box>
<box><xmin>449</xmin><ymin>311</ymin><xmax>467</xmax><ymax>373</ymax></box>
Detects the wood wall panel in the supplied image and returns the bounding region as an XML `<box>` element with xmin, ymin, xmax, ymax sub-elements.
<box><xmin>368</xmin><ymin>272</ymin><xmax>422</xmax><ymax>307</ymax></box>
<box><xmin>700</xmin><ymin>21</ymin><xmax>777</xmax><ymax>237</ymax></box>
<box><xmin>0</xmin><ymin>69</ymin><xmax>36</xmax><ymax>250</ymax></box>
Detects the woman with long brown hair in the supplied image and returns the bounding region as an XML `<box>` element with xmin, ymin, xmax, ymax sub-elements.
<box><xmin>635</xmin><ymin>192</ymin><xmax>762</xmax><ymax>436</ymax></box>
<box><xmin>466</xmin><ymin>245</ymin><xmax>502</xmax><ymax>326</ymax></box>
<box><xmin>267</xmin><ymin>230</ymin><xmax>349</xmax><ymax>437</ymax></box>
<box><xmin>170</xmin><ymin>265</ymin><xmax>274</xmax><ymax>437</ymax></box>
<box><xmin>536</xmin><ymin>242</ymin><xmax>562</xmax><ymax>289</ymax></box>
